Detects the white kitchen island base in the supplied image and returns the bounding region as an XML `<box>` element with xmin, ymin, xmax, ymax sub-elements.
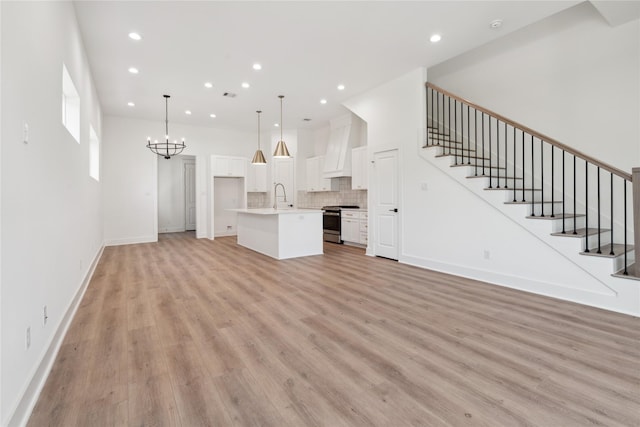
<box><xmin>234</xmin><ymin>209</ymin><xmax>323</xmax><ymax>260</ymax></box>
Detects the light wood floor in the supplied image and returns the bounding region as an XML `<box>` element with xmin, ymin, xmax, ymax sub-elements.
<box><xmin>28</xmin><ymin>232</ymin><xmax>640</xmax><ymax>426</ymax></box>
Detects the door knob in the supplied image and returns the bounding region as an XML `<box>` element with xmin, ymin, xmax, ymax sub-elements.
<box><xmin>389</xmin><ymin>208</ymin><xmax>398</xmax><ymax>212</ymax></box>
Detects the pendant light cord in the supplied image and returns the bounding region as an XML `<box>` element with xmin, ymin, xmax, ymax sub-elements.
<box><xmin>279</xmin><ymin>95</ymin><xmax>284</xmax><ymax>140</ymax></box>
<box><xmin>257</xmin><ymin>110</ymin><xmax>261</xmax><ymax>149</ymax></box>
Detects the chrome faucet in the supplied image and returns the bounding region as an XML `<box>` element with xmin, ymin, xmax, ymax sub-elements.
<box><xmin>273</xmin><ymin>182</ymin><xmax>288</xmax><ymax>209</ymax></box>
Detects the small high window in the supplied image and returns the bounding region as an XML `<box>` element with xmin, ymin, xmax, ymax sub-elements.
<box><xmin>89</xmin><ymin>125</ymin><xmax>99</xmax><ymax>181</ymax></box>
<box><xmin>62</xmin><ymin>64</ymin><xmax>80</xmax><ymax>143</ymax></box>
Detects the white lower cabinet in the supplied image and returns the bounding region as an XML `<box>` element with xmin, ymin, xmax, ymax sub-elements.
<box><xmin>341</xmin><ymin>210</ymin><xmax>367</xmax><ymax>245</ymax></box>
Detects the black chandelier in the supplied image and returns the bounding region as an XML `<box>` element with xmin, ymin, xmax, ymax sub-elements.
<box><xmin>146</xmin><ymin>95</ymin><xmax>186</xmax><ymax>159</ymax></box>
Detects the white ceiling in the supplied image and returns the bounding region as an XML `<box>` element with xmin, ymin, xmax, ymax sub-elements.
<box><xmin>74</xmin><ymin>1</ymin><xmax>580</xmax><ymax>132</ymax></box>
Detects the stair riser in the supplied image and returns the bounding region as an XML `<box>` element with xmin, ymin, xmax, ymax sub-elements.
<box><xmin>547</xmin><ymin>217</ymin><xmax>587</xmax><ymax>233</ymax></box>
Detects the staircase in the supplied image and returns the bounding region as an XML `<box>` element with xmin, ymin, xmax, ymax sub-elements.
<box><xmin>424</xmin><ymin>82</ymin><xmax>638</xmax><ymax>282</ymax></box>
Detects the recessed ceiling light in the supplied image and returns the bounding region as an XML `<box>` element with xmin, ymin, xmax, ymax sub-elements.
<box><xmin>490</xmin><ymin>19</ymin><xmax>503</xmax><ymax>29</ymax></box>
<box><xmin>210</xmin><ymin>113</ymin><xmax>216</xmax><ymax>118</ymax></box>
<box><xmin>274</xmin><ymin>123</ymin><xmax>279</xmax><ymax>127</ymax></box>
<box><xmin>128</xmin><ymin>67</ymin><xmax>139</xmax><ymax>74</ymax></box>
<box><xmin>241</xmin><ymin>82</ymin><xmax>250</xmax><ymax>89</ymax></box>
<box><xmin>204</xmin><ymin>82</ymin><xmax>213</xmax><ymax>89</ymax></box>
<box><xmin>185</xmin><ymin>110</ymin><xmax>192</xmax><ymax>115</ymax></box>
<box><xmin>320</xmin><ymin>99</ymin><xmax>327</xmax><ymax>104</ymax></box>
<box><xmin>252</xmin><ymin>63</ymin><xmax>262</xmax><ymax>71</ymax></box>
<box><xmin>337</xmin><ymin>84</ymin><xmax>345</xmax><ymax>91</ymax></box>
<box><xmin>127</xmin><ymin>102</ymin><xmax>135</xmax><ymax>107</ymax></box>
<box><xmin>128</xmin><ymin>32</ymin><xmax>141</xmax><ymax>41</ymax></box>
<box><xmin>430</xmin><ymin>34</ymin><xmax>441</xmax><ymax>43</ymax></box>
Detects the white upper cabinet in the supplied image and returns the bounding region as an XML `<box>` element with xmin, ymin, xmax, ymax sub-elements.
<box><xmin>307</xmin><ymin>156</ymin><xmax>338</xmax><ymax>192</ymax></box>
<box><xmin>351</xmin><ymin>146</ymin><xmax>368</xmax><ymax>190</ymax></box>
<box><xmin>213</xmin><ymin>156</ymin><xmax>247</xmax><ymax>177</ymax></box>
<box><xmin>247</xmin><ymin>163</ymin><xmax>268</xmax><ymax>192</ymax></box>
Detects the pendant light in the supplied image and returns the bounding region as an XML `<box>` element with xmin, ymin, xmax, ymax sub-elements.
<box><xmin>251</xmin><ymin>110</ymin><xmax>267</xmax><ymax>164</ymax></box>
<box><xmin>146</xmin><ymin>95</ymin><xmax>186</xmax><ymax>159</ymax></box>
<box><xmin>273</xmin><ymin>95</ymin><xmax>291</xmax><ymax>158</ymax></box>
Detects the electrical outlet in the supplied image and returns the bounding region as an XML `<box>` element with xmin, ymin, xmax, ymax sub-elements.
<box><xmin>26</xmin><ymin>327</ymin><xmax>31</xmax><ymax>350</ymax></box>
<box><xmin>43</xmin><ymin>305</ymin><xmax>48</xmax><ymax>326</ymax></box>
<box><xmin>483</xmin><ymin>250</ymin><xmax>491</xmax><ymax>260</ymax></box>
<box><xmin>226</xmin><ymin>225</ymin><xmax>232</xmax><ymax>230</ymax></box>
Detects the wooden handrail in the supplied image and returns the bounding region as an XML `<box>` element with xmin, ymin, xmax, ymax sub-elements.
<box><xmin>426</xmin><ymin>82</ymin><xmax>633</xmax><ymax>181</ymax></box>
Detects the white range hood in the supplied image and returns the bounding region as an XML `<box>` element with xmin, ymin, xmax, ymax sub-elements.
<box><xmin>323</xmin><ymin>113</ymin><xmax>361</xmax><ymax>178</ymax></box>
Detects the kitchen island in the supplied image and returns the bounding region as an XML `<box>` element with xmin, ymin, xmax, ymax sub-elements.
<box><xmin>232</xmin><ymin>208</ymin><xmax>324</xmax><ymax>260</ymax></box>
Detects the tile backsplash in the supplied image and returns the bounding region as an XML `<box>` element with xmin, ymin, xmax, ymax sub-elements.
<box><xmin>297</xmin><ymin>177</ymin><xmax>367</xmax><ymax>208</ymax></box>
<box><xmin>246</xmin><ymin>177</ymin><xmax>367</xmax><ymax>209</ymax></box>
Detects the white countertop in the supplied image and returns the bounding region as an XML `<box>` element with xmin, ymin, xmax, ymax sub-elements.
<box><xmin>231</xmin><ymin>208</ymin><xmax>323</xmax><ymax>215</ymax></box>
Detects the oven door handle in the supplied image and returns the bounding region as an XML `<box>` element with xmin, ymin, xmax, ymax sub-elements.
<box><xmin>324</xmin><ymin>212</ymin><xmax>340</xmax><ymax>216</ymax></box>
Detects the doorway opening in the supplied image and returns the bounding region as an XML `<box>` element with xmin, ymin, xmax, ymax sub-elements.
<box><xmin>157</xmin><ymin>154</ymin><xmax>197</xmax><ymax>237</ymax></box>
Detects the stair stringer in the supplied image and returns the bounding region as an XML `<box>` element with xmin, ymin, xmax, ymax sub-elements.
<box><xmin>412</xmin><ymin>139</ymin><xmax>639</xmax><ymax>316</ymax></box>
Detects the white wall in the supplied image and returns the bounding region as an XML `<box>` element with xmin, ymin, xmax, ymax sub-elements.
<box><xmin>428</xmin><ymin>2</ymin><xmax>640</xmax><ymax>172</ymax></box>
<box><xmin>1</xmin><ymin>2</ymin><xmax>103</xmax><ymax>425</ymax></box>
<box><xmin>103</xmin><ymin>116</ymin><xmax>257</xmax><ymax>244</ymax></box>
<box><xmin>344</xmin><ymin>62</ymin><xmax>637</xmax><ymax>314</ymax></box>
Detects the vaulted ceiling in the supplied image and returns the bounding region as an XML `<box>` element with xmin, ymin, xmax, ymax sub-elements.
<box><xmin>74</xmin><ymin>1</ymin><xmax>580</xmax><ymax>131</ymax></box>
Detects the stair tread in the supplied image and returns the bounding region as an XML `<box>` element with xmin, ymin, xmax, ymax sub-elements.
<box><xmin>467</xmin><ymin>175</ymin><xmax>523</xmax><ymax>180</ymax></box>
<box><xmin>550</xmin><ymin>227</ymin><xmax>610</xmax><ymax>237</ymax></box>
<box><xmin>612</xmin><ymin>263</ymin><xmax>640</xmax><ymax>281</ymax></box>
<box><xmin>485</xmin><ymin>187</ymin><xmax>542</xmax><ymax>191</ymax></box>
<box><xmin>425</xmin><ymin>143</ymin><xmax>468</xmax><ymax>149</ymax></box>
<box><xmin>526</xmin><ymin>213</ymin><xmax>584</xmax><ymax>220</ymax></box>
<box><xmin>436</xmin><ymin>154</ymin><xmax>490</xmax><ymax>160</ymax></box>
<box><xmin>426</xmin><ymin>142</ymin><xmax>465</xmax><ymax>147</ymax></box>
<box><xmin>450</xmin><ymin>164</ymin><xmax>507</xmax><ymax>170</ymax></box>
<box><xmin>581</xmin><ymin>243</ymin><xmax>635</xmax><ymax>258</ymax></box>
<box><xmin>504</xmin><ymin>200</ymin><xmax>563</xmax><ymax>205</ymax></box>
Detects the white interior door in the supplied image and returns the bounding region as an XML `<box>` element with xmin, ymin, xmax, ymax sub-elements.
<box><xmin>373</xmin><ymin>149</ymin><xmax>399</xmax><ymax>260</ymax></box>
<box><xmin>273</xmin><ymin>158</ymin><xmax>295</xmax><ymax>208</ymax></box>
<box><xmin>184</xmin><ymin>161</ymin><xmax>196</xmax><ymax>231</ymax></box>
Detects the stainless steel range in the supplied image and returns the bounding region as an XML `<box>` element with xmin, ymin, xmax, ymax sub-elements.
<box><xmin>322</xmin><ymin>205</ymin><xmax>359</xmax><ymax>243</ymax></box>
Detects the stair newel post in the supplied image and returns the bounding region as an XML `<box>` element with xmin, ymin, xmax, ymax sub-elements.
<box><xmin>585</xmin><ymin>161</ymin><xmax>590</xmax><ymax>253</ymax></box>
<box><xmin>551</xmin><ymin>145</ymin><xmax>555</xmax><ymax>218</ymax></box>
<box><xmin>633</xmin><ymin>167</ymin><xmax>640</xmax><ymax>274</ymax></box>
<box><xmin>573</xmin><ymin>156</ymin><xmax>577</xmax><ymax>234</ymax></box>
<box><xmin>482</xmin><ymin>113</ymin><xmax>486</xmax><ymax>176</ymax></box>
<box><xmin>512</xmin><ymin>127</ymin><xmax>517</xmax><ymax>202</ymax></box>
<box><xmin>531</xmin><ymin>135</ymin><xmax>535</xmax><ymax>216</ymax></box>
<box><xmin>496</xmin><ymin>120</ymin><xmax>500</xmax><ymax>188</ymax></box>
<box><xmin>454</xmin><ymin>99</ymin><xmax>459</xmax><ymax>165</ymax></box>
<box><xmin>438</xmin><ymin>91</ymin><xmax>442</xmax><ymax>146</ymax></box>
<box><xmin>475</xmin><ymin>110</ymin><xmax>478</xmax><ymax>176</ymax></box>
<box><xmin>430</xmin><ymin>87</ymin><xmax>434</xmax><ymax>130</ymax></box>
<box><xmin>624</xmin><ymin>180</ymin><xmax>628</xmax><ymax>275</ymax></box>
<box><xmin>610</xmin><ymin>173</ymin><xmax>614</xmax><ymax>255</ymax></box>
<box><xmin>460</xmin><ymin>101</ymin><xmax>464</xmax><ymax>165</ymax></box>
<box><xmin>448</xmin><ymin>96</ymin><xmax>451</xmax><ymax>155</ymax></box>
<box><xmin>488</xmin><ymin>117</ymin><xmax>493</xmax><ymax>187</ymax></box>
<box><xmin>562</xmin><ymin>150</ymin><xmax>566</xmax><ymax>233</ymax></box>
<box><xmin>540</xmin><ymin>140</ymin><xmax>544</xmax><ymax>217</ymax></box>
<box><xmin>522</xmin><ymin>130</ymin><xmax>525</xmax><ymax>202</ymax></box>
<box><xmin>504</xmin><ymin>122</ymin><xmax>508</xmax><ymax>189</ymax></box>
<box><xmin>467</xmin><ymin>105</ymin><xmax>471</xmax><ymax>165</ymax></box>
<box><xmin>597</xmin><ymin>167</ymin><xmax>601</xmax><ymax>254</ymax></box>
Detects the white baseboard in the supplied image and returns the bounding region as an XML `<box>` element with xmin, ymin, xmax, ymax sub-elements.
<box><xmin>400</xmin><ymin>254</ymin><xmax>638</xmax><ymax>316</ymax></box>
<box><xmin>7</xmin><ymin>245</ymin><xmax>104</xmax><ymax>427</ymax></box>
<box><xmin>105</xmin><ymin>235</ymin><xmax>157</xmax><ymax>246</ymax></box>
